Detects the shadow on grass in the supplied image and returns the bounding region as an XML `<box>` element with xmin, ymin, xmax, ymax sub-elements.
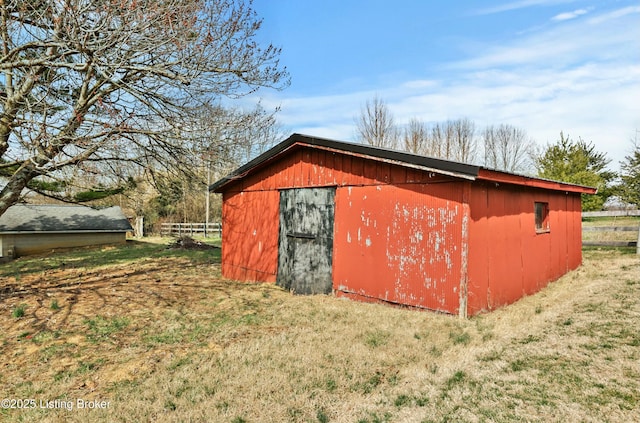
<box><xmin>1</xmin><ymin>239</ymin><xmax>225</xmax><ymax>333</ymax></box>
<box><xmin>0</xmin><ymin>239</ymin><xmax>221</xmax><ymax>279</ymax></box>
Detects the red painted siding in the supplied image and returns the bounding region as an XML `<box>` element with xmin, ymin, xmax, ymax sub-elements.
<box><xmin>333</xmin><ymin>182</ymin><xmax>465</xmax><ymax>314</ymax></box>
<box><xmin>221</xmin><ymin>190</ymin><xmax>280</xmax><ymax>282</ymax></box>
<box><xmin>466</xmin><ymin>182</ymin><xmax>583</xmax><ymax>315</ymax></box>
<box><xmin>223</xmin><ymin>146</ymin><xmax>450</xmax><ymax>193</ymax></box>
<box><xmin>219</xmin><ymin>142</ymin><xmax>586</xmax><ymax>316</ymax></box>
<box><xmin>221</xmin><ymin>147</ymin><xmax>463</xmax><ymax>312</ymax></box>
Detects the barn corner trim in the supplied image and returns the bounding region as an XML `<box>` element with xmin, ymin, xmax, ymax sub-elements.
<box><xmin>458</xmin><ymin>183</ymin><xmax>472</xmax><ymax>319</ymax></box>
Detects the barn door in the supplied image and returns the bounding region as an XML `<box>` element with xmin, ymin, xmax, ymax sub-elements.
<box><xmin>277</xmin><ymin>188</ymin><xmax>336</xmax><ymax>294</ymax></box>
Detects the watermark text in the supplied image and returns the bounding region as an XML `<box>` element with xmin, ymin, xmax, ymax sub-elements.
<box><xmin>1</xmin><ymin>398</ymin><xmax>110</xmax><ymax>411</ymax></box>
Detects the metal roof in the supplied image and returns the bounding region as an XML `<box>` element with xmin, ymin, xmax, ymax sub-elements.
<box><xmin>210</xmin><ymin>133</ymin><xmax>596</xmax><ymax>194</ymax></box>
<box><xmin>210</xmin><ymin>134</ymin><xmax>479</xmax><ymax>191</ymax></box>
<box><xmin>0</xmin><ymin>204</ymin><xmax>133</xmax><ymax>234</ymax></box>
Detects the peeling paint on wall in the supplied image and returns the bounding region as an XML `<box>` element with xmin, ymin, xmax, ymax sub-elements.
<box><xmin>333</xmin><ymin>182</ymin><xmax>465</xmax><ymax>313</ymax></box>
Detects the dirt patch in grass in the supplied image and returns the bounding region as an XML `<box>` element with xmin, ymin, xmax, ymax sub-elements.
<box><xmin>167</xmin><ymin>236</ymin><xmax>221</xmax><ymax>250</ymax></box>
<box><xmin>1</xmin><ymin>242</ymin><xmax>638</xmax><ymax>422</ymax></box>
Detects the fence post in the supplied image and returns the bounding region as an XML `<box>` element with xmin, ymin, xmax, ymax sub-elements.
<box><xmin>637</xmin><ymin>226</ymin><xmax>640</xmax><ymax>255</ymax></box>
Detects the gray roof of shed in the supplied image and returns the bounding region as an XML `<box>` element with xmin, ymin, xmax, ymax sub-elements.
<box><xmin>0</xmin><ymin>204</ymin><xmax>133</xmax><ymax>234</ymax></box>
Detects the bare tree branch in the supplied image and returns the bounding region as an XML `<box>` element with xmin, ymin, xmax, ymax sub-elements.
<box><xmin>355</xmin><ymin>96</ymin><xmax>398</xmax><ymax>149</ymax></box>
<box><xmin>483</xmin><ymin>124</ymin><xmax>535</xmax><ymax>173</ymax></box>
<box><xmin>0</xmin><ymin>0</ymin><xmax>289</xmax><ymax>216</ymax></box>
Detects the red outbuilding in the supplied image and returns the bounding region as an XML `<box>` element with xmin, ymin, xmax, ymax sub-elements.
<box><xmin>210</xmin><ymin>134</ymin><xmax>596</xmax><ymax>317</ymax></box>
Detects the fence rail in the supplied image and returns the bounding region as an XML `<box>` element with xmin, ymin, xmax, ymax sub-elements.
<box><xmin>160</xmin><ymin>222</ymin><xmax>222</xmax><ymax>238</ymax></box>
<box><xmin>582</xmin><ymin>226</ymin><xmax>638</xmax><ymax>232</ymax></box>
<box><xmin>582</xmin><ymin>210</ymin><xmax>640</xmax><ymax>253</ymax></box>
<box><xmin>582</xmin><ymin>210</ymin><xmax>640</xmax><ymax>217</ymax></box>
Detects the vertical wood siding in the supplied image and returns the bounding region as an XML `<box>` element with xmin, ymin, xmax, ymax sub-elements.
<box><xmin>277</xmin><ymin>188</ymin><xmax>336</xmax><ymax>294</ymax></box>
<box><xmin>220</xmin><ymin>144</ymin><xmax>585</xmax><ymax>316</ymax></box>
<box><xmin>224</xmin><ymin>147</ymin><xmax>449</xmax><ymax>193</ymax></box>
<box><xmin>466</xmin><ymin>182</ymin><xmax>584</xmax><ymax>315</ymax></box>
<box><xmin>333</xmin><ymin>183</ymin><xmax>465</xmax><ymax>314</ymax></box>
<box><xmin>221</xmin><ymin>146</ymin><xmax>463</xmax><ymax>313</ymax></box>
<box><xmin>221</xmin><ymin>190</ymin><xmax>280</xmax><ymax>282</ymax></box>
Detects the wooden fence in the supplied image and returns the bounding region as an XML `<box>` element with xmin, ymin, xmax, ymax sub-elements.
<box><xmin>160</xmin><ymin>222</ymin><xmax>222</xmax><ymax>238</ymax></box>
<box><xmin>582</xmin><ymin>210</ymin><xmax>640</xmax><ymax>218</ymax></box>
<box><xmin>582</xmin><ymin>210</ymin><xmax>640</xmax><ymax>254</ymax></box>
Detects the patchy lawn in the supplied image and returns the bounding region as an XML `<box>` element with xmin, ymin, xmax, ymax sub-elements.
<box><xmin>0</xmin><ymin>241</ymin><xmax>638</xmax><ymax>422</ymax></box>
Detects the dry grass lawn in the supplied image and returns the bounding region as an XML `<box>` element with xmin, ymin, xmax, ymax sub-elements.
<box><xmin>582</xmin><ymin>216</ymin><xmax>640</xmax><ymax>244</ymax></box>
<box><xmin>0</xmin><ymin>239</ymin><xmax>638</xmax><ymax>422</ymax></box>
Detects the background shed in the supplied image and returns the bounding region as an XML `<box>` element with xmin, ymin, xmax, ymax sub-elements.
<box><xmin>211</xmin><ymin>134</ymin><xmax>595</xmax><ymax>317</ymax></box>
<box><xmin>0</xmin><ymin>204</ymin><xmax>132</xmax><ymax>259</ymax></box>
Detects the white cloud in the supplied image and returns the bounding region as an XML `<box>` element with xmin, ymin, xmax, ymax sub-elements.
<box><xmin>265</xmin><ymin>62</ymin><xmax>639</xmax><ymax>166</ymax></box>
<box><xmin>586</xmin><ymin>5</ymin><xmax>640</xmax><ymax>24</ymax></box>
<box><xmin>260</xmin><ymin>6</ymin><xmax>640</xmax><ymax>170</ymax></box>
<box><xmin>452</xmin><ymin>8</ymin><xmax>635</xmax><ymax>71</ymax></box>
<box><xmin>552</xmin><ymin>8</ymin><xmax>589</xmax><ymax>21</ymax></box>
<box><xmin>475</xmin><ymin>0</ymin><xmax>575</xmax><ymax>15</ymax></box>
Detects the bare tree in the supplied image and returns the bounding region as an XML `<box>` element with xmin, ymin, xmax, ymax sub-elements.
<box><xmin>424</xmin><ymin>118</ymin><xmax>478</xmax><ymax>163</ymax></box>
<box><xmin>403</xmin><ymin>118</ymin><xmax>429</xmax><ymax>155</ymax></box>
<box><xmin>450</xmin><ymin>117</ymin><xmax>477</xmax><ymax>163</ymax></box>
<box><xmin>483</xmin><ymin>124</ymin><xmax>535</xmax><ymax>173</ymax></box>
<box><xmin>139</xmin><ymin>100</ymin><xmax>283</xmax><ymax>227</ymax></box>
<box><xmin>429</xmin><ymin>121</ymin><xmax>449</xmax><ymax>159</ymax></box>
<box><xmin>355</xmin><ymin>96</ymin><xmax>398</xmax><ymax>149</ymax></box>
<box><xmin>401</xmin><ymin>118</ymin><xmax>533</xmax><ymax>171</ymax></box>
<box><xmin>187</xmin><ymin>102</ymin><xmax>282</xmax><ymax>174</ymax></box>
<box><xmin>0</xmin><ymin>0</ymin><xmax>289</xmax><ymax>217</ymax></box>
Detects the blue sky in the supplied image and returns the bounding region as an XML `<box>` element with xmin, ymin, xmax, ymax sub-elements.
<box><xmin>250</xmin><ymin>0</ymin><xmax>640</xmax><ymax>170</ymax></box>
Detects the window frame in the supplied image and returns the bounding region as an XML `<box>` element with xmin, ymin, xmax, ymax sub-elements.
<box><xmin>534</xmin><ymin>202</ymin><xmax>550</xmax><ymax>234</ymax></box>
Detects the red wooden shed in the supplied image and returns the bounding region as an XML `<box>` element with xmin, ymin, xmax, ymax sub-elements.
<box><xmin>210</xmin><ymin>134</ymin><xmax>596</xmax><ymax>317</ymax></box>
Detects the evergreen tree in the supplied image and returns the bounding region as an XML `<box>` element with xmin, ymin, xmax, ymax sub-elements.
<box><xmin>534</xmin><ymin>132</ymin><xmax>616</xmax><ymax>211</ymax></box>
<box><xmin>617</xmin><ymin>143</ymin><xmax>640</xmax><ymax>208</ymax></box>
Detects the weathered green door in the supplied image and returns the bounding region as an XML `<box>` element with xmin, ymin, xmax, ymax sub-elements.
<box><xmin>277</xmin><ymin>188</ymin><xmax>335</xmax><ymax>294</ymax></box>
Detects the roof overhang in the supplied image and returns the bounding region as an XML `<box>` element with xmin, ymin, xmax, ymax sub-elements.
<box><xmin>477</xmin><ymin>168</ymin><xmax>598</xmax><ymax>194</ymax></box>
<box><xmin>210</xmin><ymin>133</ymin><xmax>597</xmax><ymax>195</ymax></box>
<box><xmin>210</xmin><ymin>133</ymin><xmax>480</xmax><ymax>192</ymax></box>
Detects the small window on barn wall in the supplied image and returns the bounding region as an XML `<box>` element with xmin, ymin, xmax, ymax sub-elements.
<box><xmin>535</xmin><ymin>202</ymin><xmax>550</xmax><ymax>233</ymax></box>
